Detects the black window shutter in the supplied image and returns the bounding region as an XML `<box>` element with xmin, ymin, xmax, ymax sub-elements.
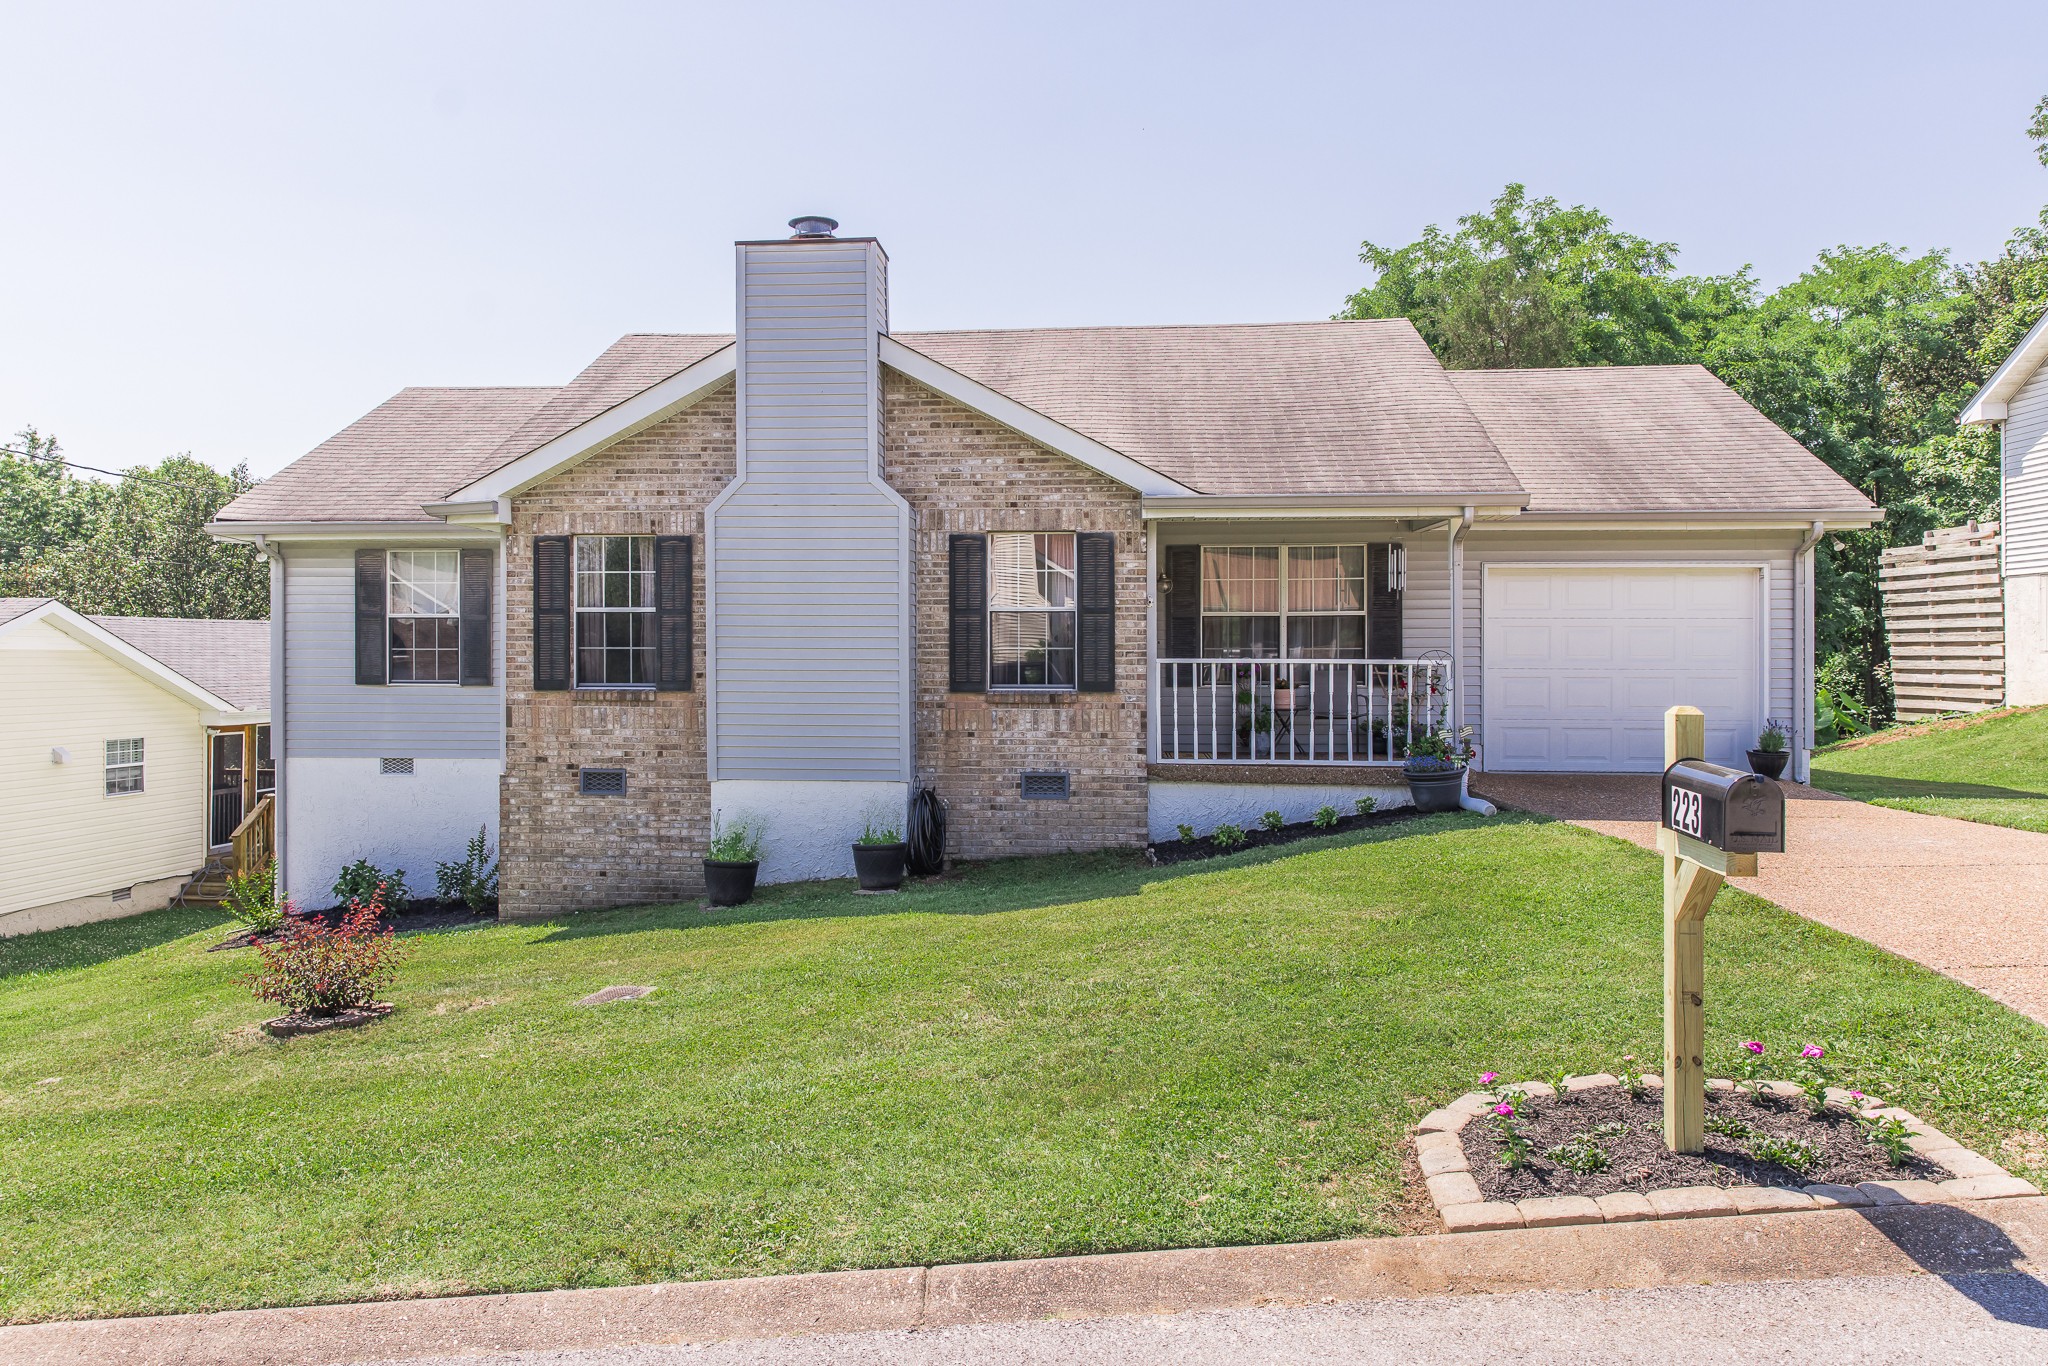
<box><xmin>354</xmin><ymin>549</ymin><xmax>387</xmax><ymax>685</ymax></box>
<box><xmin>948</xmin><ymin>533</ymin><xmax>988</xmax><ymax>693</ymax></box>
<box><xmin>655</xmin><ymin>535</ymin><xmax>693</xmax><ymax>691</ymax></box>
<box><xmin>1076</xmin><ymin>531</ymin><xmax>1116</xmax><ymax>692</ymax></box>
<box><xmin>459</xmin><ymin>548</ymin><xmax>494</xmax><ymax>686</ymax></box>
<box><xmin>1368</xmin><ymin>543</ymin><xmax>1403</xmax><ymax>658</ymax></box>
<box><xmin>1164</xmin><ymin>544</ymin><xmax>1201</xmax><ymax>658</ymax></box>
<box><xmin>533</xmin><ymin>536</ymin><xmax>572</xmax><ymax>691</ymax></box>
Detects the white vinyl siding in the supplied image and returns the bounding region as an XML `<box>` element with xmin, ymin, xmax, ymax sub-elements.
<box><xmin>2004</xmin><ymin>362</ymin><xmax>2048</xmax><ymax>576</ymax></box>
<box><xmin>282</xmin><ymin>545</ymin><xmax>502</xmax><ymax>759</ymax></box>
<box><xmin>710</xmin><ymin>237</ymin><xmax>911</xmax><ymax>781</ymax></box>
<box><xmin>0</xmin><ymin>618</ymin><xmax>206</xmax><ymax>916</ymax></box>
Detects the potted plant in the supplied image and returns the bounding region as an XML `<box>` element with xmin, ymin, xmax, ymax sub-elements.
<box><xmin>1748</xmin><ymin>719</ymin><xmax>1791</xmax><ymax>780</ymax></box>
<box><xmin>704</xmin><ymin>814</ymin><xmax>763</xmax><ymax>907</ymax></box>
<box><xmin>852</xmin><ymin>813</ymin><xmax>907</xmax><ymax>891</ymax></box>
<box><xmin>1403</xmin><ymin>726</ymin><xmax>1473</xmax><ymax>814</ymax></box>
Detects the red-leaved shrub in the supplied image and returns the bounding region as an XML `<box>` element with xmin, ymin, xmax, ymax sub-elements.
<box><xmin>246</xmin><ymin>885</ymin><xmax>410</xmax><ymax>1017</ymax></box>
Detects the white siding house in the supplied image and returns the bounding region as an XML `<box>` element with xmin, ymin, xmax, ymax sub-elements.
<box><xmin>1961</xmin><ymin>306</ymin><xmax>2048</xmax><ymax>705</ymax></box>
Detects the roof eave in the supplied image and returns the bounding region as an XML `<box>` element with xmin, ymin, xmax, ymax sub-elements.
<box><xmin>0</xmin><ymin>601</ymin><xmax>243</xmax><ymax>713</ymax></box>
<box><xmin>1141</xmin><ymin>492</ymin><xmax>1529</xmax><ymax>521</ymax></box>
<box><xmin>1509</xmin><ymin>507</ymin><xmax>1884</xmax><ymax>530</ymax></box>
<box><xmin>1960</xmin><ymin>305</ymin><xmax>2048</xmax><ymax>425</ymax></box>
<box><xmin>208</xmin><ymin>520</ymin><xmax>504</xmax><ymax>542</ymax></box>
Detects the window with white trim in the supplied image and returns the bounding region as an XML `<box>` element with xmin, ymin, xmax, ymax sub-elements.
<box><xmin>389</xmin><ymin>550</ymin><xmax>461</xmax><ymax>683</ymax></box>
<box><xmin>989</xmin><ymin>532</ymin><xmax>1076</xmax><ymax>689</ymax></box>
<box><xmin>105</xmin><ymin>738</ymin><xmax>145</xmax><ymax>796</ymax></box>
<box><xmin>1199</xmin><ymin>545</ymin><xmax>1366</xmax><ymax>658</ymax></box>
<box><xmin>575</xmin><ymin>535</ymin><xmax>654</xmax><ymax>687</ymax></box>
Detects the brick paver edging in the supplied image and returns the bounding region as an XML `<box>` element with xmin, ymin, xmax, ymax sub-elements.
<box><xmin>1417</xmin><ymin>1073</ymin><xmax>2041</xmax><ymax>1232</ymax></box>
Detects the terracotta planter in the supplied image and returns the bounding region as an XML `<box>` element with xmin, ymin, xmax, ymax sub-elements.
<box><xmin>703</xmin><ymin>859</ymin><xmax>759</xmax><ymax>907</ymax></box>
<box><xmin>1747</xmin><ymin>748</ymin><xmax>1790</xmax><ymax>780</ymax></box>
<box><xmin>852</xmin><ymin>842</ymin><xmax>907</xmax><ymax>891</ymax></box>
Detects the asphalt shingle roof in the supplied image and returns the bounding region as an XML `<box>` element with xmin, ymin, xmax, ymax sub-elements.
<box><xmin>88</xmin><ymin>615</ymin><xmax>271</xmax><ymax>711</ymax></box>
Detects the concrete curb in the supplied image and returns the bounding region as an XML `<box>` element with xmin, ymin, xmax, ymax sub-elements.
<box><xmin>6</xmin><ymin>1198</ymin><xmax>2048</xmax><ymax>1365</ymax></box>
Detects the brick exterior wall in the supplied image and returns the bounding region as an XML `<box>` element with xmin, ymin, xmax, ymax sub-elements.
<box><xmin>880</xmin><ymin>372</ymin><xmax>1150</xmax><ymax>860</ymax></box>
<box><xmin>499</xmin><ymin>381</ymin><xmax>734</xmax><ymax>917</ymax></box>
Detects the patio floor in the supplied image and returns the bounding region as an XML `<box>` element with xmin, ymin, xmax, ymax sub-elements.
<box><xmin>1471</xmin><ymin>773</ymin><xmax>2048</xmax><ymax>1028</ymax></box>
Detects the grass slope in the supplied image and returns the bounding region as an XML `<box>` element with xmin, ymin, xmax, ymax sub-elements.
<box><xmin>1811</xmin><ymin>706</ymin><xmax>2048</xmax><ymax>833</ymax></box>
<box><xmin>3</xmin><ymin>813</ymin><xmax>2046</xmax><ymax>1322</ymax></box>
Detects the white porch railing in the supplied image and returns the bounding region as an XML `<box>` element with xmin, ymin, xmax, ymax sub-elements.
<box><xmin>1154</xmin><ymin>658</ymin><xmax>1452</xmax><ymax>764</ymax></box>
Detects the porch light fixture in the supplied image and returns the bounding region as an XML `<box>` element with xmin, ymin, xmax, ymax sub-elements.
<box><xmin>50</xmin><ymin>746</ymin><xmax>70</xmax><ymax>765</ymax></box>
<box><xmin>1387</xmin><ymin>543</ymin><xmax>1407</xmax><ymax>592</ymax></box>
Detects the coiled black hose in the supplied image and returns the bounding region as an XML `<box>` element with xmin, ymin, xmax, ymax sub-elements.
<box><xmin>906</xmin><ymin>786</ymin><xmax>948</xmax><ymax>876</ymax></box>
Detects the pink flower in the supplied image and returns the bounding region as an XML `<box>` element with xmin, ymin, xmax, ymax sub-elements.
<box><xmin>1742</xmin><ymin>1041</ymin><xmax>1765</xmax><ymax>1055</ymax></box>
<box><xmin>1479</xmin><ymin>1071</ymin><xmax>1499</xmax><ymax>1085</ymax></box>
<box><xmin>1493</xmin><ymin>1101</ymin><xmax>1515</xmax><ymax>1117</ymax></box>
<box><xmin>1801</xmin><ymin>1044</ymin><xmax>1826</xmax><ymax>1060</ymax></box>
<box><xmin>1849</xmin><ymin>1090</ymin><xmax>1865</xmax><ymax>1100</ymax></box>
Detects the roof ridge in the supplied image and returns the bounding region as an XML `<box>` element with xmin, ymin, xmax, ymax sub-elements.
<box><xmin>897</xmin><ymin>319</ymin><xmax>1408</xmax><ymax>337</ymax></box>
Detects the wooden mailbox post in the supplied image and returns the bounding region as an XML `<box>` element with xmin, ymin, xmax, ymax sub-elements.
<box><xmin>1654</xmin><ymin>706</ymin><xmax>1785</xmax><ymax>1153</ymax></box>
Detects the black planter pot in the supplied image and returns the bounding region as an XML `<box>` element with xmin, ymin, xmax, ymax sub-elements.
<box><xmin>852</xmin><ymin>842</ymin><xmax>907</xmax><ymax>892</ymax></box>
<box><xmin>1746</xmin><ymin>748</ymin><xmax>1791</xmax><ymax>780</ymax></box>
<box><xmin>703</xmin><ymin>859</ymin><xmax>759</xmax><ymax>908</ymax></box>
<box><xmin>1404</xmin><ymin>764</ymin><xmax>1467</xmax><ymax>814</ymax></box>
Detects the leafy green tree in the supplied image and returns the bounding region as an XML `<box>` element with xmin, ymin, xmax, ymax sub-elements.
<box><xmin>1339</xmin><ymin>183</ymin><xmax>1753</xmax><ymax>369</ymax></box>
<box><xmin>0</xmin><ymin>430</ymin><xmax>113</xmax><ymax>577</ymax></box>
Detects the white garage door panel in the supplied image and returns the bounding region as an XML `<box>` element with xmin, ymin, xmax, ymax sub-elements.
<box><xmin>1484</xmin><ymin>567</ymin><xmax>1761</xmax><ymax>773</ymax></box>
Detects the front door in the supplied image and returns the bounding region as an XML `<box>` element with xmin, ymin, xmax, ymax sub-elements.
<box><xmin>209</xmin><ymin>731</ymin><xmax>245</xmax><ymax>847</ymax></box>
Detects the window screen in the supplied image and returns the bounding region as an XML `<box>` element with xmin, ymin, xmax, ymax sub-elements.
<box><xmin>104</xmin><ymin>738</ymin><xmax>145</xmax><ymax>795</ymax></box>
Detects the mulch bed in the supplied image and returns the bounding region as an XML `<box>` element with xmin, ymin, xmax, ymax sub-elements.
<box><xmin>260</xmin><ymin>1002</ymin><xmax>394</xmax><ymax>1038</ymax></box>
<box><xmin>210</xmin><ymin>903</ymin><xmax>496</xmax><ymax>951</ymax></box>
<box><xmin>1148</xmin><ymin>806</ymin><xmax>1425</xmax><ymax>865</ymax></box>
<box><xmin>1463</xmin><ymin>1085</ymin><xmax>1944</xmax><ymax>1201</ymax></box>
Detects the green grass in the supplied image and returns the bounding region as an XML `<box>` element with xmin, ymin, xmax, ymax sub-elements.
<box><xmin>1811</xmin><ymin>706</ymin><xmax>2048</xmax><ymax>833</ymax></box>
<box><xmin>3</xmin><ymin>813</ymin><xmax>2046</xmax><ymax>1322</ymax></box>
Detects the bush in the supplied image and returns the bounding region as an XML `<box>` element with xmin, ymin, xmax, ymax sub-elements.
<box><xmin>1312</xmin><ymin>806</ymin><xmax>1340</xmax><ymax>829</ymax></box>
<box><xmin>1354</xmin><ymin>795</ymin><xmax>1377</xmax><ymax>816</ymax></box>
<box><xmin>709</xmin><ymin>814</ymin><xmax>764</xmax><ymax>863</ymax></box>
<box><xmin>1258</xmin><ymin>810</ymin><xmax>1285</xmax><ymax>831</ymax></box>
<box><xmin>434</xmin><ymin>827</ymin><xmax>499</xmax><ymax>910</ymax></box>
<box><xmin>246</xmin><ymin>885</ymin><xmax>410</xmax><ymax>1017</ymax></box>
<box><xmin>222</xmin><ymin>857</ymin><xmax>284</xmax><ymax>934</ymax></box>
<box><xmin>1211</xmin><ymin>823</ymin><xmax>1245</xmax><ymax>849</ymax></box>
<box><xmin>1174</xmin><ymin>823</ymin><xmax>1196</xmax><ymax>842</ymax></box>
<box><xmin>334</xmin><ymin>859</ymin><xmax>409</xmax><ymax>909</ymax></box>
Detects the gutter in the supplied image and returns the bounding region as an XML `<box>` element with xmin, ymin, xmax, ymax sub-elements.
<box><xmin>255</xmin><ymin>535</ymin><xmax>288</xmax><ymax>899</ymax></box>
<box><xmin>1794</xmin><ymin>519</ymin><xmax>1825</xmax><ymax>783</ymax></box>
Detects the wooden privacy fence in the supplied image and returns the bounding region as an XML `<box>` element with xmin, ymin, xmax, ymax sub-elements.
<box><xmin>1880</xmin><ymin>521</ymin><xmax>2003</xmax><ymax>721</ymax></box>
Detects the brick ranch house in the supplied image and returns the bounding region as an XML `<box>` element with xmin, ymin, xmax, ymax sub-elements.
<box><xmin>211</xmin><ymin>220</ymin><xmax>1878</xmax><ymax>917</ymax></box>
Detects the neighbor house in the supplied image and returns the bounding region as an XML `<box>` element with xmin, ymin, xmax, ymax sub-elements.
<box><xmin>210</xmin><ymin>220</ymin><xmax>1878</xmax><ymax>917</ymax></box>
<box><xmin>1961</xmin><ymin>305</ymin><xmax>2048</xmax><ymax>706</ymax></box>
<box><xmin>0</xmin><ymin>599</ymin><xmax>270</xmax><ymax>935</ymax></box>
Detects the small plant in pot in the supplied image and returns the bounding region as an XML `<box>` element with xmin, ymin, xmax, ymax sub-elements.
<box><xmin>852</xmin><ymin>812</ymin><xmax>907</xmax><ymax>892</ymax></box>
<box><xmin>1748</xmin><ymin>718</ymin><xmax>1791</xmax><ymax>780</ymax></box>
<box><xmin>704</xmin><ymin>814</ymin><xmax>763</xmax><ymax>907</ymax></box>
<box><xmin>1403</xmin><ymin>726</ymin><xmax>1473</xmax><ymax>814</ymax></box>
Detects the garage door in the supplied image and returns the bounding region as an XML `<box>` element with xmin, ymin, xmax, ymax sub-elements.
<box><xmin>1482</xmin><ymin>567</ymin><xmax>1761</xmax><ymax>772</ymax></box>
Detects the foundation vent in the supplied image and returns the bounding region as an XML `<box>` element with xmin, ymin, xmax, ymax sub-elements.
<box><xmin>579</xmin><ymin>767</ymin><xmax>628</xmax><ymax>796</ymax></box>
<box><xmin>380</xmin><ymin>757</ymin><xmax>414</xmax><ymax>775</ymax></box>
<box><xmin>1020</xmin><ymin>771</ymin><xmax>1071</xmax><ymax>801</ymax></box>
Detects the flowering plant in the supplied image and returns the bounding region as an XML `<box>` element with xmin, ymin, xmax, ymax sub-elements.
<box><xmin>1735</xmin><ymin>1040</ymin><xmax>1771</xmax><ymax>1097</ymax></box>
<box><xmin>1617</xmin><ymin>1054</ymin><xmax>1648</xmax><ymax>1099</ymax></box>
<box><xmin>1481</xmin><ymin>1072</ymin><xmax>1533</xmax><ymax>1168</ymax></box>
<box><xmin>1792</xmin><ymin>1043</ymin><xmax>1835</xmax><ymax>1116</ymax></box>
<box><xmin>246</xmin><ymin>884</ymin><xmax>409</xmax><ymax>1017</ymax></box>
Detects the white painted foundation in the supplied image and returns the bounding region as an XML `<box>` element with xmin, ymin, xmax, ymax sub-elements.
<box><xmin>710</xmin><ymin>780</ymin><xmax>911</xmax><ymax>884</ymax></box>
<box><xmin>1148</xmin><ymin>780</ymin><xmax>1410</xmax><ymax>842</ymax></box>
<box><xmin>2006</xmin><ymin>572</ymin><xmax>2048</xmax><ymax>706</ymax></box>
<box><xmin>283</xmin><ymin>755</ymin><xmax>501</xmax><ymax>908</ymax></box>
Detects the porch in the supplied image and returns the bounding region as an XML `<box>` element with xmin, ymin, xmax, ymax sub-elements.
<box><xmin>1152</xmin><ymin>657</ymin><xmax>1452</xmax><ymax>764</ymax></box>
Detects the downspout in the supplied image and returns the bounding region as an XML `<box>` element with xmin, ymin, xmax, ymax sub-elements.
<box><xmin>1794</xmin><ymin>519</ymin><xmax>1825</xmax><ymax>783</ymax></box>
<box><xmin>255</xmin><ymin>535</ymin><xmax>287</xmax><ymax>896</ymax></box>
<box><xmin>1447</xmin><ymin>506</ymin><xmax>1496</xmax><ymax>815</ymax></box>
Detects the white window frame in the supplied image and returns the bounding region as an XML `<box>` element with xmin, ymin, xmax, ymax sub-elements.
<box><xmin>988</xmin><ymin>531</ymin><xmax>1078</xmax><ymax>693</ymax></box>
<box><xmin>388</xmin><ymin>549</ymin><xmax>462</xmax><ymax>685</ymax></box>
<box><xmin>573</xmin><ymin>534</ymin><xmax>656</xmax><ymax>690</ymax></box>
<box><xmin>104</xmin><ymin>737</ymin><xmax>145</xmax><ymax>796</ymax></box>
<box><xmin>1197</xmin><ymin>544</ymin><xmax>1369</xmax><ymax>659</ymax></box>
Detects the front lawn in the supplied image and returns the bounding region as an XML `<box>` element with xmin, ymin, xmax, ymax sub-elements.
<box><xmin>4</xmin><ymin>813</ymin><xmax>2046</xmax><ymax>1322</ymax></box>
<box><xmin>1810</xmin><ymin>706</ymin><xmax>2048</xmax><ymax>833</ymax></box>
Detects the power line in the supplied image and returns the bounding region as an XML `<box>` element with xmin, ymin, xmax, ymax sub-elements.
<box><xmin>1</xmin><ymin>446</ymin><xmax>231</xmax><ymax>490</ymax></box>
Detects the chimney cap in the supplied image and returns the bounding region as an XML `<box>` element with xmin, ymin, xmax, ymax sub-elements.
<box><xmin>788</xmin><ymin>215</ymin><xmax>839</xmax><ymax>239</ymax></box>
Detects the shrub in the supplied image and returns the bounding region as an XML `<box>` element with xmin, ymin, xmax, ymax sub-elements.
<box><xmin>1174</xmin><ymin>823</ymin><xmax>1197</xmax><ymax>842</ymax></box>
<box><xmin>1617</xmin><ymin>1054</ymin><xmax>1648</xmax><ymax>1099</ymax></box>
<box><xmin>1211</xmin><ymin>823</ymin><xmax>1245</xmax><ymax>849</ymax></box>
<box><xmin>1312</xmin><ymin>805</ymin><xmax>1340</xmax><ymax>829</ymax></box>
<box><xmin>1354</xmin><ymin>796</ymin><xmax>1377</xmax><ymax>816</ymax></box>
<box><xmin>223</xmin><ymin>857</ymin><xmax>285</xmax><ymax>934</ymax></box>
<box><xmin>1864</xmin><ymin>1114</ymin><xmax>1916</xmax><ymax>1168</ymax></box>
<box><xmin>1757</xmin><ymin>718</ymin><xmax>1789</xmax><ymax>754</ymax></box>
<box><xmin>246</xmin><ymin>885</ymin><xmax>410</xmax><ymax>1017</ymax></box>
<box><xmin>434</xmin><ymin>826</ymin><xmax>499</xmax><ymax>911</ymax></box>
<box><xmin>709</xmin><ymin>814</ymin><xmax>764</xmax><ymax>863</ymax></box>
<box><xmin>334</xmin><ymin>859</ymin><xmax>409</xmax><ymax>909</ymax></box>
<box><xmin>1258</xmin><ymin>810</ymin><xmax>1285</xmax><ymax>832</ymax></box>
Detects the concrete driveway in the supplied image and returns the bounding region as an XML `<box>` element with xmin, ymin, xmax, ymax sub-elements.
<box><xmin>1472</xmin><ymin>773</ymin><xmax>2048</xmax><ymax>1027</ymax></box>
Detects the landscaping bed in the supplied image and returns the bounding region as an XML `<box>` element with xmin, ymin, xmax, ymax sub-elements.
<box><xmin>1463</xmin><ymin>1084</ymin><xmax>1939</xmax><ymax>1200</ymax></box>
<box><xmin>1148</xmin><ymin>804</ymin><xmax>1422</xmax><ymax>864</ymax></box>
<box><xmin>209</xmin><ymin>901</ymin><xmax>494</xmax><ymax>951</ymax></box>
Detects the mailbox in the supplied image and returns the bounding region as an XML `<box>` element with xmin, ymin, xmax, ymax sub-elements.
<box><xmin>1661</xmin><ymin>759</ymin><xmax>1785</xmax><ymax>854</ymax></box>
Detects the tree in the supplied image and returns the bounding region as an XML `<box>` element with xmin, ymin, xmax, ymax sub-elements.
<box><xmin>0</xmin><ymin>439</ymin><xmax>267</xmax><ymax>619</ymax></box>
<box><xmin>1338</xmin><ymin>183</ymin><xmax>1753</xmax><ymax>369</ymax></box>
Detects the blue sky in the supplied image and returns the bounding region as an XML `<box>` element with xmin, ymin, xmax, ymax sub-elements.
<box><xmin>4</xmin><ymin>1</ymin><xmax>2045</xmax><ymax>479</ymax></box>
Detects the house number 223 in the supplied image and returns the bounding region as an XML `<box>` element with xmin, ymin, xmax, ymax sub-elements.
<box><xmin>1669</xmin><ymin>787</ymin><xmax>1703</xmax><ymax>839</ymax></box>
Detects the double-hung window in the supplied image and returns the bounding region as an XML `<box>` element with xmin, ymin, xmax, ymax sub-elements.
<box><xmin>989</xmin><ymin>532</ymin><xmax>1076</xmax><ymax>689</ymax></box>
<box><xmin>105</xmin><ymin>738</ymin><xmax>145</xmax><ymax>796</ymax></box>
<box><xmin>575</xmin><ymin>535</ymin><xmax>655</xmax><ymax>687</ymax></box>
<box><xmin>1199</xmin><ymin>544</ymin><xmax>1366</xmax><ymax>658</ymax></box>
<box><xmin>389</xmin><ymin>550</ymin><xmax>461</xmax><ymax>683</ymax></box>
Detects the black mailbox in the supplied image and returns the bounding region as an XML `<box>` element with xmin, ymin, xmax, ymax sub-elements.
<box><xmin>1661</xmin><ymin>759</ymin><xmax>1785</xmax><ymax>854</ymax></box>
